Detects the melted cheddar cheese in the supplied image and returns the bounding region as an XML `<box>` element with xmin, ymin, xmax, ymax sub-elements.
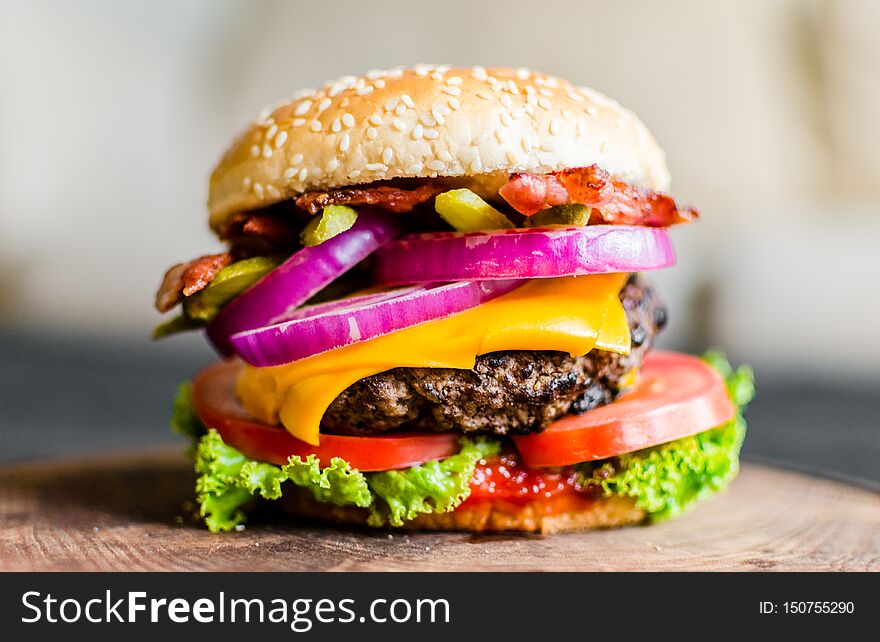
<box><xmin>237</xmin><ymin>273</ymin><xmax>631</xmax><ymax>445</ymax></box>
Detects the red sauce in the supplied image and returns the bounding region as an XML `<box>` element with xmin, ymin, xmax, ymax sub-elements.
<box><xmin>461</xmin><ymin>450</ymin><xmax>600</xmax><ymax>514</ymax></box>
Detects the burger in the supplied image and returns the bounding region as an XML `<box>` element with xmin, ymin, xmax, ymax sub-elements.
<box><xmin>155</xmin><ymin>66</ymin><xmax>754</xmax><ymax>534</ymax></box>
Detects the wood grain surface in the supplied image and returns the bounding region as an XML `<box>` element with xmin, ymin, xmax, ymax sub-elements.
<box><xmin>1</xmin><ymin>448</ymin><xmax>878</xmax><ymax>571</ymax></box>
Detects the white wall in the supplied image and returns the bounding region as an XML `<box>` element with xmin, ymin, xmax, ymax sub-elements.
<box><xmin>1</xmin><ymin>0</ymin><xmax>878</xmax><ymax>378</ymax></box>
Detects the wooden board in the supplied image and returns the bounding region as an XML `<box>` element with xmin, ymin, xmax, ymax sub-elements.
<box><xmin>1</xmin><ymin>448</ymin><xmax>878</xmax><ymax>571</ymax></box>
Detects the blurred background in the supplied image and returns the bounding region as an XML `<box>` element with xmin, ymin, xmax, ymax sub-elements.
<box><xmin>1</xmin><ymin>0</ymin><xmax>877</xmax><ymax>482</ymax></box>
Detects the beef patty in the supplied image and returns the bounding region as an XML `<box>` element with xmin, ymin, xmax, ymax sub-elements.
<box><xmin>321</xmin><ymin>275</ymin><xmax>666</xmax><ymax>436</ymax></box>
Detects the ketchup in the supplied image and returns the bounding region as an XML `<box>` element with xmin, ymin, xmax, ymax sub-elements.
<box><xmin>462</xmin><ymin>450</ymin><xmax>600</xmax><ymax>510</ymax></box>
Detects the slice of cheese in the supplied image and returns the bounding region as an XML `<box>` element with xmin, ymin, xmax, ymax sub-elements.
<box><xmin>236</xmin><ymin>273</ymin><xmax>630</xmax><ymax>445</ymax></box>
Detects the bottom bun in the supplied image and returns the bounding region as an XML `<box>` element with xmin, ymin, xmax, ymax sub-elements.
<box><xmin>280</xmin><ymin>490</ymin><xmax>646</xmax><ymax>534</ymax></box>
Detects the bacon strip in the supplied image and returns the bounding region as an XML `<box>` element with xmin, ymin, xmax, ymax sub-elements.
<box><xmin>296</xmin><ymin>184</ymin><xmax>444</xmax><ymax>216</ymax></box>
<box><xmin>154</xmin><ymin>252</ymin><xmax>232</xmax><ymax>313</ymax></box>
<box><xmin>219</xmin><ymin>212</ymin><xmax>297</xmax><ymax>247</ymax></box>
<box><xmin>500</xmin><ymin>166</ymin><xmax>698</xmax><ymax>226</ymax></box>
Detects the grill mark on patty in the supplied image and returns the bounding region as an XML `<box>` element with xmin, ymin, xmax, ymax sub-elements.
<box><xmin>320</xmin><ymin>275</ymin><xmax>666</xmax><ymax>436</ymax></box>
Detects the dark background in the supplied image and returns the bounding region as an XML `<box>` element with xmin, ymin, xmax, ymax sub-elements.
<box><xmin>2</xmin><ymin>330</ymin><xmax>878</xmax><ymax>487</ymax></box>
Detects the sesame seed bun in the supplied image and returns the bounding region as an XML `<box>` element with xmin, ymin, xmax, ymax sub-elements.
<box><xmin>208</xmin><ymin>65</ymin><xmax>670</xmax><ymax>232</ymax></box>
<box><xmin>280</xmin><ymin>488</ymin><xmax>645</xmax><ymax>534</ymax></box>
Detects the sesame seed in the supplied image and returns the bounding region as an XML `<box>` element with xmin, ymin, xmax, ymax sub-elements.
<box><xmin>243</xmin><ymin>177</ymin><xmax>252</xmax><ymax>188</ymax></box>
<box><xmin>421</xmin><ymin>113</ymin><xmax>437</xmax><ymax>127</ymax></box>
<box><xmin>521</xmin><ymin>136</ymin><xmax>533</xmax><ymax>152</ymax></box>
<box><xmin>387</xmin><ymin>68</ymin><xmax>404</xmax><ymax>78</ymax></box>
<box><xmin>448</xmin><ymin>97</ymin><xmax>460</xmax><ymax>111</ymax></box>
<box><xmin>423</xmin><ymin>129</ymin><xmax>439</xmax><ymax>139</ymax></box>
<box><xmin>292</xmin><ymin>118</ymin><xmax>306</xmax><ymax>127</ymax></box>
<box><xmin>506</xmin><ymin>150</ymin><xmax>518</xmax><ymax>163</ymax></box>
<box><xmin>446</xmin><ymin>76</ymin><xmax>463</xmax><ymax>86</ymax></box>
<box><xmin>367</xmin><ymin>127</ymin><xmax>378</xmax><ymax>139</ymax></box>
<box><xmin>291</xmin><ymin>153</ymin><xmax>304</xmax><ymax>165</ymax></box>
<box><xmin>470</xmin><ymin>157</ymin><xmax>482</xmax><ymax>172</ymax></box>
<box><xmin>325</xmin><ymin>158</ymin><xmax>340</xmax><ymax>172</ymax></box>
<box><xmin>374</xmin><ymin>79</ymin><xmax>385</xmax><ymax>88</ymax></box>
<box><xmin>405</xmin><ymin>162</ymin><xmax>424</xmax><ymax>173</ymax></box>
<box><xmin>356</xmin><ymin>86</ymin><xmax>374</xmax><ymax>95</ymax></box>
<box><xmin>253</xmin><ymin>183</ymin><xmax>264</xmax><ymax>198</ymax></box>
<box><xmin>494</xmin><ymin>128</ymin><xmax>505</xmax><ymax>144</ymax></box>
<box><xmin>516</xmin><ymin>68</ymin><xmax>530</xmax><ymax>80</ymax></box>
<box><xmin>412</xmin><ymin>123</ymin><xmax>424</xmax><ymax>140</ymax></box>
<box><xmin>283</xmin><ymin>168</ymin><xmax>297</xmax><ymax>180</ymax></box>
<box><xmin>250</xmin><ymin>145</ymin><xmax>260</xmax><ymax>158</ymax></box>
<box><xmin>434</xmin><ymin>103</ymin><xmax>451</xmax><ymax>116</ymax></box>
<box><xmin>367</xmin><ymin>69</ymin><xmax>383</xmax><ymax>79</ymax></box>
<box><xmin>500</xmin><ymin>94</ymin><xmax>512</xmax><ymax>108</ymax></box>
<box><xmin>431</xmin><ymin>71</ymin><xmax>443</xmax><ymax>81</ymax></box>
<box><xmin>511</xmin><ymin>107</ymin><xmax>526</xmax><ymax>119</ymax></box>
<box><xmin>508</xmin><ymin>80</ymin><xmax>519</xmax><ymax>93</ymax></box>
<box><xmin>561</xmin><ymin>108</ymin><xmax>573</xmax><ymax>119</ymax></box>
<box><xmin>567</xmin><ymin>90</ymin><xmax>584</xmax><ymax>102</ymax></box>
<box><xmin>342</xmin><ymin>113</ymin><xmax>355</xmax><ymax>128</ymax></box>
<box><xmin>384</xmin><ymin>98</ymin><xmax>399</xmax><ymax>112</ymax></box>
<box><xmin>317</xmin><ymin>98</ymin><xmax>331</xmax><ymax>112</ymax></box>
<box><xmin>538</xmin><ymin>97</ymin><xmax>552</xmax><ymax>111</ymax></box>
<box><xmin>265</xmin><ymin>124</ymin><xmax>278</xmax><ymax>139</ymax></box>
<box><xmin>476</xmin><ymin>91</ymin><xmax>492</xmax><ymax>101</ymax></box>
<box><xmin>525</xmin><ymin>85</ymin><xmax>536</xmax><ymax>94</ymax></box>
<box><xmin>401</xmin><ymin>93</ymin><xmax>415</xmax><ymax>108</ymax></box>
<box><xmin>549</xmin><ymin>119</ymin><xmax>560</xmax><ymax>135</ymax></box>
<box><xmin>395</xmin><ymin>103</ymin><xmax>407</xmax><ymax>116</ymax></box>
<box><xmin>298</xmin><ymin>167</ymin><xmax>309</xmax><ymax>181</ymax></box>
<box><xmin>340</xmin><ymin>97</ymin><xmax>350</xmax><ymax>107</ymax></box>
<box><xmin>262</xmin><ymin>144</ymin><xmax>273</xmax><ymax>158</ymax></box>
<box><xmin>586</xmin><ymin>106</ymin><xmax>598</xmax><ymax>115</ymax></box>
<box><xmin>274</xmin><ymin>131</ymin><xmax>288</xmax><ymax>148</ymax></box>
<box><xmin>576</xmin><ymin>122</ymin><xmax>586</xmax><ymax>137</ymax></box>
<box><xmin>441</xmin><ymin>86</ymin><xmax>461</xmax><ymax>96</ymax></box>
<box><xmin>309</xmin><ymin>120</ymin><xmax>322</xmax><ymax>132</ymax></box>
<box><xmin>369</xmin><ymin>114</ymin><xmax>383</xmax><ymax>126</ymax></box>
<box><xmin>339</xmin><ymin>133</ymin><xmax>351</xmax><ymax>151</ymax></box>
<box><xmin>426</xmin><ymin>160</ymin><xmax>445</xmax><ymax>171</ymax></box>
<box><xmin>382</xmin><ymin>147</ymin><xmax>394</xmax><ymax>164</ymax></box>
<box><xmin>349</xmin><ymin>169</ymin><xmax>361</xmax><ymax>178</ymax></box>
<box><xmin>437</xmin><ymin>150</ymin><xmax>453</xmax><ymax>162</ymax></box>
<box><xmin>499</xmin><ymin>111</ymin><xmax>512</xmax><ymax>127</ymax></box>
<box><xmin>331</xmin><ymin>118</ymin><xmax>342</xmax><ymax>133</ymax></box>
<box><xmin>266</xmin><ymin>184</ymin><xmax>280</xmax><ymax>198</ymax></box>
<box><xmin>294</xmin><ymin>101</ymin><xmax>312</xmax><ymax>116</ymax></box>
<box><xmin>524</xmin><ymin>103</ymin><xmax>535</xmax><ymax>115</ymax></box>
<box><xmin>365</xmin><ymin>162</ymin><xmax>387</xmax><ymax>172</ymax></box>
<box><xmin>539</xmin><ymin>88</ymin><xmax>553</xmax><ymax>97</ymax></box>
<box><xmin>431</xmin><ymin>109</ymin><xmax>445</xmax><ymax>125</ymax></box>
<box><xmin>392</xmin><ymin>118</ymin><xmax>406</xmax><ymax>132</ymax></box>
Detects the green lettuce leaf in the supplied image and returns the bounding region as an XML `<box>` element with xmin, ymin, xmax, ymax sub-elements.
<box><xmin>575</xmin><ymin>351</ymin><xmax>755</xmax><ymax>520</ymax></box>
<box><xmin>192</xmin><ymin>427</ymin><xmax>498</xmax><ymax>532</ymax></box>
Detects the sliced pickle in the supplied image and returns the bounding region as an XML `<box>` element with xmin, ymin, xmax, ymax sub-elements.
<box><xmin>151</xmin><ymin>314</ymin><xmax>201</xmax><ymax>339</ymax></box>
<box><xmin>435</xmin><ymin>188</ymin><xmax>515</xmax><ymax>232</ymax></box>
<box><xmin>183</xmin><ymin>255</ymin><xmax>282</xmax><ymax>323</ymax></box>
<box><xmin>525</xmin><ymin>204</ymin><xmax>592</xmax><ymax>227</ymax></box>
<box><xmin>300</xmin><ymin>205</ymin><xmax>358</xmax><ymax>247</ymax></box>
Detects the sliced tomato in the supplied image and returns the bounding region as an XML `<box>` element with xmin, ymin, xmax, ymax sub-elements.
<box><xmin>191</xmin><ymin>361</ymin><xmax>459</xmax><ymax>471</ymax></box>
<box><xmin>512</xmin><ymin>351</ymin><xmax>735</xmax><ymax>467</ymax></box>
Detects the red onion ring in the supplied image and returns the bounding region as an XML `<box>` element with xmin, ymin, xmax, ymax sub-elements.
<box><xmin>373</xmin><ymin>225</ymin><xmax>676</xmax><ymax>285</ymax></box>
<box><xmin>207</xmin><ymin>209</ymin><xmax>401</xmax><ymax>354</ymax></box>
<box><xmin>229</xmin><ymin>280</ymin><xmax>523</xmax><ymax>367</ymax></box>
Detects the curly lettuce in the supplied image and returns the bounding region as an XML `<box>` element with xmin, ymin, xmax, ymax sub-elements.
<box><xmin>575</xmin><ymin>351</ymin><xmax>755</xmax><ymax>520</ymax></box>
<box><xmin>193</xmin><ymin>428</ymin><xmax>499</xmax><ymax>532</ymax></box>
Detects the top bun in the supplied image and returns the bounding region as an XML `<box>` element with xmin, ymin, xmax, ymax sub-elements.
<box><xmin>208</xmin><ymin>65</ymin><xmax>670</xmax><ymax>232</ymax></box>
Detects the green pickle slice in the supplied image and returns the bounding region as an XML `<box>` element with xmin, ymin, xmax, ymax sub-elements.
<box><xmin>183</xmin><ymin>255</ymin><xmax>282</xmax><ymax>323</ymax></box>
<box><xmin>525</xmin><ymin>204</ymin><xmax>593</xmax><ymax>227</ymax></box>
<box><xmin>435</xmin><ymin>189</ymin><xmax>515</xmax><ymax>232</ymax></box>
<box><xmin>300</xmin><ymin>205</ymin><xmax>358</xmax><ymax>247</ymax></box>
